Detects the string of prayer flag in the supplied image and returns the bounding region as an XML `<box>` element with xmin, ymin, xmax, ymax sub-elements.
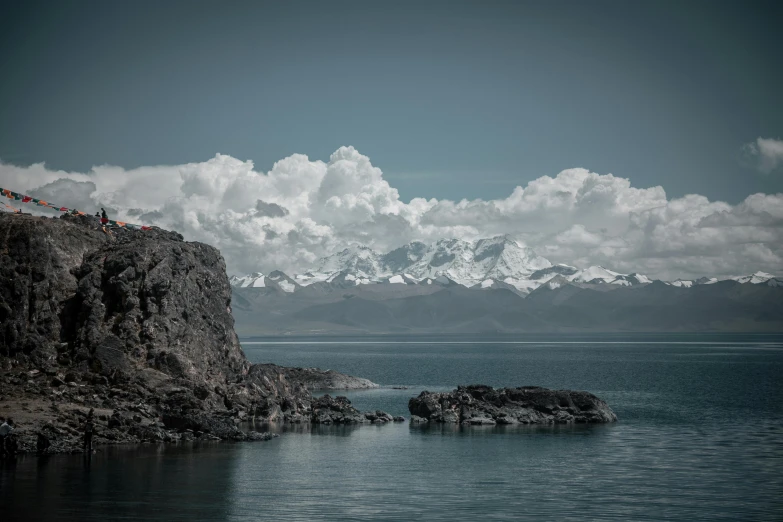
<box><xmin>0</xmin><ymin>186</ymin><xmax>152</xmax><ymax>231</ymax></box>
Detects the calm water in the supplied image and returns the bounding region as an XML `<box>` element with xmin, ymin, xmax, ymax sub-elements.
<box><xmin>2</xmin><ymin>333</ymin><xmax>782</xmax><ymax>521</ymax></box>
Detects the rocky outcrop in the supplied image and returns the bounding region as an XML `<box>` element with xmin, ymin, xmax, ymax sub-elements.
<box><xmin>311</xmin><ymin>395</ymin><xmax>395</xmax><ymax>424</ymax></box>
<box><xmin>0</xmin><ymin>214</ymin><xmax>389</xmax><ymax>453</ymax></box>
<box><xmin>409</xmin><ymin>385</ymin><xmax>617</xmax><ymax>425</ymax></box>
<box><xmin>267</xmin><ymin>364</ymin><xmax>379</xmax><ymax>391</ymax></box>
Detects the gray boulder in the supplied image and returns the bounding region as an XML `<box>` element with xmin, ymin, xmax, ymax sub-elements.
<box><xmin>409</xmin><ymin>385</ymin><xmax>617</xmax><ymax>425</ymax></box>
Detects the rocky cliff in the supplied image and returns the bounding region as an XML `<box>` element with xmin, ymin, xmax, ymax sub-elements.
<box><xmin>0</xmin><ymin>213</ymin><xmax>385</xmax><ymax>453</ymax></box>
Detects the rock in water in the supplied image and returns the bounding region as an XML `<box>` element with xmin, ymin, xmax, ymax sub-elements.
<box><xmin>409</xmin><ymin>385</ymin><xmax>617</xmax><ymax>425</ymax></box>
<box><xmin>264</xmin><ymin>364</ymin><xmax>379</xmax><ymax>390</ymax></box>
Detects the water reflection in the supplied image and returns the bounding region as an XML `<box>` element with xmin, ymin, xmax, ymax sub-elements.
<box><xmin>2</xmin><ymin>443</ymin><xmax>241</xmax><ymax>522</ymax></box>
<box><xmin>408</xmin><ymin>421</ymin><xmax>615</xmax><ymax>437</ymax></box>
<box><xmin>245</xmin><ymin>420</ymin><xmax>375</xmax><ymax>437</ymax></box>
<box><xmin>3</xmin><ymin>337</ymin><xmax>783</xmax><ymax>521</ymax></box>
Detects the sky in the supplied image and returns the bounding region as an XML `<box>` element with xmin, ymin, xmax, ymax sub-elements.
<box><xmin>0</xmin><ymin>0</ymin><xmax>782</xmax><ymax>279</ymax></box>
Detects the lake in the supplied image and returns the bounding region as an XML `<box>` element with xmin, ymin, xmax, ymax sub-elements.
<box><xmin>2</xmin><ymin>333</ymin><xmax>782</xmax><ymax>521</ymax></box>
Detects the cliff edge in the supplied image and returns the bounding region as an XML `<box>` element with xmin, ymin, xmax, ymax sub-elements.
<box><xmin>0</xmin><ymin>213</ymin><xmax>382</xmax><ymax>453</ymax></box>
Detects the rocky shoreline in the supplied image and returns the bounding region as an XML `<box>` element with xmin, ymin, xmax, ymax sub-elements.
<box><xmin>408</xmin><ymin>385</ymin><xmax>617</xmax><ymax>425</ymax></box>
<box><xmin>0</xmin><ymin>360</ymin><xmax>394</xmax><ymax>454</ymax></box>
<box><xmin>0</xmin><ymin>213</ymin><xmax>395</xmax><ymax>455</ymax></box>
<box><xmin>0</xmin><ymin>214</ymin><xmax>617</xmax><ymax>456</ymax></box>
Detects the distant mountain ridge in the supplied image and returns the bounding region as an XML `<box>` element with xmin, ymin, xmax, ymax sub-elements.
<box><xmin>289</xmin><ymin>236</ymin><xmax>552</xmax><ymax>289</ymax></box>
<box><xmin>229</xmin><ymin>236</ymin><xmax>781</xmax><ymax>295</ymax></box>
<box><xmin>229</xmin><ymin>237</ymin><xmax>782</xmax><ymax>335</ymax></box>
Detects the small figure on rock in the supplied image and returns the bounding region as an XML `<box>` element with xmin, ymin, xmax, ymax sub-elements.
<box><xmin>0</xmin><ymin>417</ymin><xmax>15</xmax><ymax>458</ymax></box>
<box><xmin>83</xmin><ymin>409</ymin><xmax>95</xmax><ymax>454</ymax></box>
<box><xmin>36</xmin><ymin>431</ymin><xmax>51</xmax><ymax>455</ymax></box>
<box><xmin>98</xmin><ymin>208</ymin><xmax>113</xmax><ymax>238</ymax></box>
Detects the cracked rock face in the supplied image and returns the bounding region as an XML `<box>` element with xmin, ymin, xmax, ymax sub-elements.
<box><xmin>408</xmin><ymin>385</ymin><xmax>617</xmax><ymax>425</ymax></box>
<box><xmin>0</xmin><ymin>213</ymin><xmax>253</xmax><ymax>403</ymax></box>
<box><xmin>0</xmin><ymin>214</ymin><xmax>394</xmax><ymax>453</ymax></box>
<box><xmin>0</xmin><ymin>215</ymin><xmax>309</xmax><ymax>449</ymax></box>
<box><xmin>68</xmin><ymin>220</ymin><xmax>250</xmax><ymax>404</ymax></box>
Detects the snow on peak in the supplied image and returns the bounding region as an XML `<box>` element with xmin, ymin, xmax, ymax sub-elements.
<box><xmin>232</xmin><ymin>270</ymin><xmax>302</xmax><ymax>292</ymax></box>
<box><xmin>394</xmin><ymin>235</ymin><xmax>551</xmax><ymax>286</ymax></box>
<box><xmin>731</xmin><ymin>271</ymin><xmax>776</xmax><ymax>284</ymax></box>
<box><xmin>303</xmin><ymin>235</ymin><xmax>553</xmax><ymax>287</ymax></box>
<box><xmin>568</xmin><ymin>266</ymin><xmax>622</xmax><ymax>284</ymax></box>
<box><xmin>229</xmin><ymin>272</ymin><xmax>265</xmax><ymax>288</ymax></box>
<box><xmin>315</xmin><ymin>244</ymin><xmax>385</xmax><ymax>277</ymax></box>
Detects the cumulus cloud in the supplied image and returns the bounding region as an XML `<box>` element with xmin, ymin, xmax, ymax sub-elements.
<box><xmin>743</xmin><ymin>137</ymin><xmax>783</xmax><ymax>174</ymax></box>
<box><xmin>1</xmin><ymin>146</ymin><xmax>781</xmax><ymax>280</ymax></box>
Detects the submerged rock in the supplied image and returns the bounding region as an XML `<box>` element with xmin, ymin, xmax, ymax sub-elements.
<box><xmin>267</xmin><ymin>365</ymin><xmax>379</xmax><ymax>391</ymax></box>
<box><xmin>409</xmin><ymin>385</ymin><xmax>617</xmax><ymax>425</ymax></box>
<box><xmin>246</xmin><ymin>431</ymin><xmax>279</xmax><ymax>442</ymax></box>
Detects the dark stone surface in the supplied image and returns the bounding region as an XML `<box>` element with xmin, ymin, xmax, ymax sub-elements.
<box><xmin>409</xmin><ymin>385</ymin><xmax>617</xmax><ymax>425</ymax></box>
<box><xmin>311</xmin><ymin>395</ymin><xmax>394</xmax><ymax>425</ymax></box>
<box><xmin>0</xmin><ymin>214</ymin><xmax>388</xmax><ymax>454</ymax></box>
<box><xmin>264</xmin><ymin>364</ymin><xmax>379</xmax><ymax>391</ymax></box>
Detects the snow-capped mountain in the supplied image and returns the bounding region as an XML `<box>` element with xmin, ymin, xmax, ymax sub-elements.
<box><xmin>229</xmin><ymin>237</ymin><xmax>779</xmax><ymax>295</ymax></box>
<box><xmin>229</xmin><ymin>272</ymin><xmax>267</xmax><ymax>288</ymax></box>
<box><xmin>387</xmin><ymin>236</ymin><xmax>552</xmax><ymax>286</ymax></box>
<box><xmin>730</xmin><ymin>271</ymin><xmax>777</xmax><ymax>285</ymax></box>
<box><xmin>265</xmin><ymin>270</ymin><xmax>300</xmax><ymax>293</ymax></box>
<box><xmin>229</xmin><ymin>271</ymin><xmax>299</xmax><ymax>292</ymax></box>
<box><xmin>315</xmin><ymin>245</ymin><xmax>384</xmax><ymax>277</ymax></box>
<box><xmin>564</xmin><ymin>266</ymin><xmax>651</xmax><ymax>286</ymax></box>
<box><xmin>664</xmin><ymin>271</ymin><xmax>781</xmax><ymax>288</ymax></box>
<box><xmin>289</xmin><ymin>235</ymin><xmax>552</xmax><ymax>289</ymax></box>
<box><xmin>567</xmin><ymin>266</ymin><xmax>623</xmax><ymax>284</ymax></box>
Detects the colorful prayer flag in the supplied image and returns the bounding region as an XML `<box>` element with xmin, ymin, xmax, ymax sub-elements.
<box><xmin>0</xmin><ymin>185</ymin><xmax>151</xmax><ymax>231</ymax></box>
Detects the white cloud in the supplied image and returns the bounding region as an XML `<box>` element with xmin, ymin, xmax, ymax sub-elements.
<box><xmin>1</xmin><ymin>146</ymin><xmax>781</xmax><ymax>280</ymax></box>
<box><xmin>743</xmin><ymin>137</ymin><xmax>783</xmax><ymax>174</ymax></box>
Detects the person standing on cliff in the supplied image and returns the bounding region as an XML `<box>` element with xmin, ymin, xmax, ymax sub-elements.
<box><xmin>83</xmin><ymin>409</ymin><xmax>95</xmax><ymax>454</ymax></box>
<box><xmin>98</xmin><ymin>208</ymin><xmax>114</xmax><ymax>238</ymax></box>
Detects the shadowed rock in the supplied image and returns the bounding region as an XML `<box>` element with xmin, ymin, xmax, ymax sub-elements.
<box><xmin>311</xmin><ymin>395</ymin><xmax>394</xmax><ymax>425</ymax></box>
<box><xmin>409</xmin><ymin>385</ymin><xmax>617</xmax><ymax>425</ymax></box>
<box><xmin>264</xmin><ymin>364</ymin><xmax>379</xmax><ymax>391</ymax></box>
<box><xmin>0</xmin><ymin>214</ymin><xmax>389</xmax><ymax>453</ymax></box>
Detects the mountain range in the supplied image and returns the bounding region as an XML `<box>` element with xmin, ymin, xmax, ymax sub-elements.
<box><xmin>228</xmin><ymin>236</ymin><xmax>783</xmax><ymax>335</ymax></box>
